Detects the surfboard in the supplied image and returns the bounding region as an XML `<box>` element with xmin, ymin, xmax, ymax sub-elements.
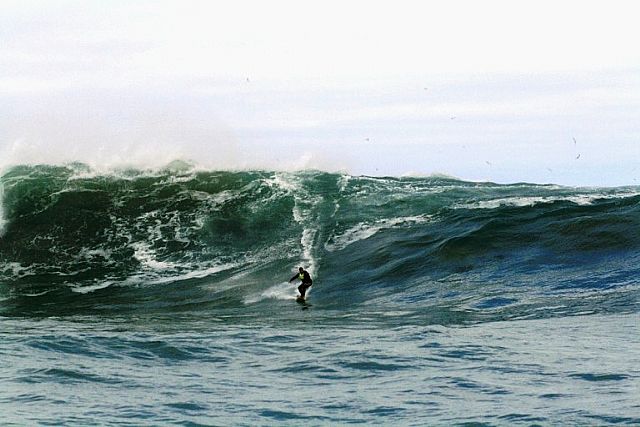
<box><xmin>296</xmin><ymin>295</ymin><xmax>312</xmax><ymax>307</ymax></box>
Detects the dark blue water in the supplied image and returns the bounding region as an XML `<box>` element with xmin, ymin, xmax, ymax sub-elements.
<box><xmin>1</xmin><ymin>164</ymin><xmax>639</xmax><ymax>425</ymax></box>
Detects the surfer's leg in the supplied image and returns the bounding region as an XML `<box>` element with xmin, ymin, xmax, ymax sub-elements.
<box><xmin>298</xmin><ymin>283</ymin><xmax>311</xmax><ymax>298</ymax></box>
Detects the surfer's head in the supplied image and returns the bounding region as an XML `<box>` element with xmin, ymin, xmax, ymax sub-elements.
<box><xmin>299</xmin><ymin>267</ymin><xmax>304</xmax><ymax>272</ymax></box>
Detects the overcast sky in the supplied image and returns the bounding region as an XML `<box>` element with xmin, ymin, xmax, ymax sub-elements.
<box><xmin>1</xmin><ymin>0</ymin><xmax>639</xmax><ymax>185</ymax></box>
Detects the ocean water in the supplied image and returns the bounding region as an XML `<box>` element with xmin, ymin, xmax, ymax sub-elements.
<box><xmin>1</xmin><ymin>163</ymin><xmax>639</xmax><ymax>425</ymax></box>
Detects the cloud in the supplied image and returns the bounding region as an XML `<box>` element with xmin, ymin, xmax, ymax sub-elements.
<box><xmin>3</xmin><ymin>1</ymin><xmax>640</xmax><ymax>87</ymax></box>
<box><xmin>1</xmin><ymin>1</ymin><xmax>639</xmax><ymax>185</ymax></box>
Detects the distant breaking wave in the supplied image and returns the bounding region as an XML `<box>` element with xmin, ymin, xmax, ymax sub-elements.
<box><xmin>1</xmin><ymin>162</ymin><xmax>639</xmax><ymax>320</ymax></box>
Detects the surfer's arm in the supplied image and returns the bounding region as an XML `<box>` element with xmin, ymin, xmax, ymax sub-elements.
<box><xmin>289</xmin><ymin>274</ymin><xmax>298</xmax><ymax>282</ymax></box>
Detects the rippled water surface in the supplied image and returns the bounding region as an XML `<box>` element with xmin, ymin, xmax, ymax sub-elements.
<box><xmin>1</xmin><ymin>313</ymin><xmax>638</xmax><ymax>426</ymax></box>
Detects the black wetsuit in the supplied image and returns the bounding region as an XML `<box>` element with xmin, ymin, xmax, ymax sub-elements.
<box><xmin>290</xmin><ymin>270</ymin><xmax>312</xmax><ymax>298</ymax></box>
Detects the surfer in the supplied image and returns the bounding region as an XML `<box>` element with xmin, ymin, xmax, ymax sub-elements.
<box><xmin>289</xmin><ymin>267</ymin><xmax>312</xmax><ymax>299</ymax></box>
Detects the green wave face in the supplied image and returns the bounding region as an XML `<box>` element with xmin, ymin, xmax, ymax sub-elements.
<box><xmin>1</xmin><ymin>163</ymin><xmax>639</xmax><ymax>320</ymax></box>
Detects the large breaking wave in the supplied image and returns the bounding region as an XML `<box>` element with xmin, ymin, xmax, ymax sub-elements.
<box><xmin>1</xmin><ymin>162</ymin><xmax>639</xmax><ymax>321</ymax></box>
